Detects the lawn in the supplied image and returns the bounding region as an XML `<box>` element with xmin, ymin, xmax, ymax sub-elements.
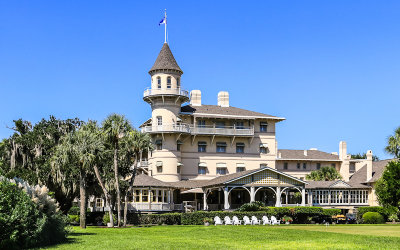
<box><xmin>44</xmin><ymin>224</ymin><xmax>400</xmax><ymax>249</ymax></box>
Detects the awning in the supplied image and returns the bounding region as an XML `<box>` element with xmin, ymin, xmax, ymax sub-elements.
<box><xmin>216</xmin><ymin>142</ymin><xmax>227</xmax><ymax>146</ymax></box>
<box><xmin>177</xmin><ymin>162</ymin><xmax>183</xmax><ymax>166</ymax></box>
<box><xmin>198</xmin><ymin>141</ymin><xmax>207</xmax><ymax>146</ymax></box>
<box><xmin>181</xmin><ymin>188</ymin><xmax>204</xmax><ymax>194</ymax></box>
<box><xmin>236</xmin><ymin>163</ymin><xmax>245</xmax><ymax>168</ymax></box>
<box><xmin>198</xmin><ymin>162</ymin><xmax>207</xmax><ymax>167</ymax></box>
<box><xmin>236</xmin><ymin>142</ymin><xmax>245</xmax><ymax>147</ymax></box>
<box><xmin>259</xmin><ymin>143</ymin><xmax>268</xmax><ymax>148</ymax></box>
<box><xmin>177</xmin><ymin>140</ymin><xmax>183</xmax><ymax>145</ymax></box>
<box><xmin>156</xmin><ymin>161</ymin><xmax>163</xmax><ymax>167</ymax></box>
<box><xmin>216</xmin><ymin>163</ymin><xmax>227</xmax><ymax>168</ymax></box>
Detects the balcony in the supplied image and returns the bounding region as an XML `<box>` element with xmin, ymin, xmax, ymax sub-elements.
<box><xmin>143</xmin><ymin>88</ymin><xmax>189</xmax><ymax>99</ymax></box>
<box><xmin>141</xmin><ymin>123</ymin><xmax>191</xmax><ymax>134</ymax></box>
<box><xmin>191</xmin><ymin>125</ymin><xmax>254</xmax><ymax>136</ymax></box>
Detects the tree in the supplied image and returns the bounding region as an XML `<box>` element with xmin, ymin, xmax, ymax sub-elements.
<box><xmin>306</xmin><ymin>166</ymin><xmax>342</xmax><ymax>181</ymax></box>
<box><xmin>385</xmin><ymin>126</ymin><xmax>400</xmax><ymax>159</ymax></box>
<box><xmin>52</xmin><ymin>121</ymin><xmax>104</xmax><ymax>228</ymax></box>
<box><xmin>102</xmin><ymin>114</ymin><xmax>133</xmax><ymax>227</ymax></box>
<box><xmin>0</xmin><ymin>117</ymin><xmax>82</xmax><ymax>213</ymax></box>
<box><xmin>351</xmin><ymin>153</ymin><xmax>380</xmax><ymax>161</ymax></box>
<box><xmin>375</xmin><ymin>160</ymin><xmax>400</xmax><ymax>208</ymax></box>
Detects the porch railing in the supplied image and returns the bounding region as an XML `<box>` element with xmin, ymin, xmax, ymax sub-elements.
<box><xmin>143</xmin><ymin>88</ymin><xmax>189</xmax><ymax>98</ymax></box>
<box><xmin>141</xmin><ymin>123</ymin><xmax>191</xmax><ymax>133</ymax></box>
<box><xmin>190</xmin><ymin>125</ymin><xmax>254</xmax><ymax>136</ymax></box>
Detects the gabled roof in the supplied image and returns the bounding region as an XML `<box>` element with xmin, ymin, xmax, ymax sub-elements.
<box><xmin>278</xmin><ymin>149</ymin><xmax>340</xmax><ymax>161</ymax></box>
<box><xmin>306</xmin><ymin>180</ymin><xmax>368</xmax><ymax>189</ymax></box>
<box><xmin>349</xmin><ymin>159</ymin><xmax>394</xmax><ymax>184</ymax></box>
<box><xmin>149</xmin><ymin>43</ymin><xmax>183</xmax><ymax>74</ymax></box>
<box><xmin>170</xmin><ymin>179</ymin><xmax>210</xmax><ymax>189</ymax></box>
<box><xmin>132</xmin><ymin>174</ymin><xmax>172</xmax><ymax>188</ymax></box>
<box><xmin>202</xmin><ymin>167</ymin><xmax>307</xmax><ymax>187</ymax></box>
<box><xmin>180</xmin><ymin>104</ymin><xmax>285</xmax><ymax>120</ymax></box>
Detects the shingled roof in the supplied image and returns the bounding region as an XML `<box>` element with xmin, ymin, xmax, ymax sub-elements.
<box><xmin>180</xmin><ymin>104</ymin><xmax>284</xmax><ymax>120</ymax></box>
<box><xmin>132</xmin><ymin>174</ymin><xmax>172</xmax><ymax>188</ymax></box>
<box><xmin>277</xmin><ymin>149</ymin><xmax>340</xmax><ymax>161</ymax></box>
<box><xmin>349</xmin><ymin>159</ymin><xmax>394</xmax><ymax>184</ymax></box>
<box><xmin>149</xmin><ymin>43</ymin><xmax>183</xmax><ymax>74</ymax></box>
<box><xmin>306</xmin><ymin>180</ymin><xmax>368</xmax><ymax>189</ymax></box>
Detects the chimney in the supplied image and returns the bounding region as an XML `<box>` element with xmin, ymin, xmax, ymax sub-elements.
<box><xmin>304</xmin><ymin>150</ymin><xmax>307</xmax><ymax>156</ymax></box>
<box><xmin>366</xmin><ymin>150</ymin><xmax>373</xmax><ymax>181</ymax></box>
<box><xmin>218</xmin><ymin>91</ymin><xmax>229</xmax><ymax>107</ymax></box>
<box><xmin>190</xmin><ymin>90</ymin><xmax>202</xmax><ymax>106</ymax></box>
<box><xmin>339</xmin><ymin>141</ymin><xmax>347</xmax><ymax>160</ymax></box>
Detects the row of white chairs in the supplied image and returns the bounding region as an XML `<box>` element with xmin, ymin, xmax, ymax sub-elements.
<box><xmin>214</xmin><ymin>216</ymin><xmax>280</xmax><ymax>226</ymax></box>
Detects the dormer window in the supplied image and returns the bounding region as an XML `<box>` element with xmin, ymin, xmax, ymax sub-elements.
<box><xmin>157</xmin><ymin>77</ymin><xmax>161</xmax><ymax>89</ymax></box>
<box><xmin>167</xmin><ymin>77</ymin><xmax>171</xmax><ymax>89</ymax></box>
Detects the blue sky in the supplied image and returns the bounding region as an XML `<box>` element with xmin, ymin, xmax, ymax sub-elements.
<box><xmin>1</xmin><ymin>1</ymin><xmax>399</xmax><ymax>159</ymax></box>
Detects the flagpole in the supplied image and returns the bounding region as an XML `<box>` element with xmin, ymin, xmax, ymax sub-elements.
<box><xmin>164</xmin><ymin>9</ymin><xmax>167</xmax><ymax>43</ymax></box>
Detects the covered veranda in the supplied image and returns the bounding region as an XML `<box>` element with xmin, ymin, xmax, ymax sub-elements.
<box><xmin>201</xmin><ymin>167</ymin><xmax>308</xmax><ymax>210</ymax></box>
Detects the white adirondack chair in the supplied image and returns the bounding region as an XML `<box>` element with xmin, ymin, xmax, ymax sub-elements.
<box><xmin>214</xmin><ymin>216</ymin><xmax>223</xmax><ymax>226</ymax></box>
<box><xmin>271</xmin><ymin>216</ymin><xmax>281</xmax><ymax>225</ymax></box>
<box><xmin>243</xmin><ymin>216</ymin><xmax>252</xmax><ymax>225</ymax></box>
<box><xmin>232</xmin><ymin>216</ymin><xmax>242</xmax><ymax>225</ymax></box>
<box><xmin>251</xmin><ymin>216</ymin><xmax>261</xmax><ymax>225</ymax></box>
<box><xmin>262</xmin><ymin>216</ymin><xmax>271</xmax><ymax>225</ymax></box>
<box><xmin>224</xmin><ymin>216</ymin><xmax>233</xmax><ymax>225</ymax></box>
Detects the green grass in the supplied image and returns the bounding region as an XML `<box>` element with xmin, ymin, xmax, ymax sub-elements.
<box><xmin>44</xmin><ymin>224</ymin><xmax>400</xmax><ymax>249</ymax></box>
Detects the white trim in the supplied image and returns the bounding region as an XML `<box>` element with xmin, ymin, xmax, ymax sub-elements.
<box><xmin>276</xmin><ymin>158</ymin><xmax>341</xmax><ymax>162</ymax></box>
<box><xmin>180</xmin><ymin>112</ymin><xmax>286</xmax><ymax>120</ymax></box>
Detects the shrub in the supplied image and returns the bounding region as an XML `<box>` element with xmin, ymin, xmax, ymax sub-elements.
<box><xmin>103</xmin><ymin>212</ymin><xmax>117</xmax><ymax>225</ymax></box>
<box><xmin>282</xmin><ymin>216</ymin><xmax>293</xmax><ymax>223</ymax></box>
<box><xmin>322</xmin><ymin>209</ymin><xmax>341</xmax><ymax>216</ymax></box>
<box><xmin>68</xmin><ymin>206</ymin><xmax>80</xmax><ymax>215</ymax></box>
<box><xmin>356</xmin><ymin>207</ymin><xmax>388</xmax><ymax>222</ymax></box>
<box><xmin>68</xmin><ymin>215</ymin><xmax>80</xmax><ymax>225</ymax></box>
<box><xmin>389</xmin><ymin>214</ymin><xmax>399</xmax><ymax>222</ymax></box>
<box><xmin>362</xmin><ymin>212</ymin><xmax>385</xmax><ymax>224</ymax></box>
<box><xmin>237</xmin><ymin>201</ymin><xmax>264</xmax><ymax>211</ymax></box>
<box><xmin>139</xmin><ymin>213</ymin><xmax>181</xmax><ymax>225</ymax></box>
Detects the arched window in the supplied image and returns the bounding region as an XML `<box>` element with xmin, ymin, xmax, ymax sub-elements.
<box><xmin>167</xmin><ymin>76</ymin><xmax>171</xmax><ymax>89</ymax></box>
<box><xmin>157</xmin><ymin>77</ymin><xmax>161</xmax><ymax>89</ymax></box>
<box><xmin>177</xmin><ymin>77</ymin><xmax>180</xmax><ymax>88</ymax></box>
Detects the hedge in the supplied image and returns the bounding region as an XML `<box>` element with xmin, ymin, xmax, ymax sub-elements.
<box><xmin>362</xmin><ymin>212</ymin><xmax>385</xmax><ymax>224</ymax></box>
<box><xmin>356</xmin><ymin>207</ymin><xmax>390</xmax><ymax>222</ymax></box>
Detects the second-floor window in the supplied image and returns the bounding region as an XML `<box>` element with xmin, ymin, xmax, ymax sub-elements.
<box><xmin>198</xmin><ymin>166</ymin><xmax>207</xmax><ymax>175</ymax></box>
<box><xmin>155</xmin><ymin>139</ymin><xmax>162</xmax><ymax>150</ymax></box>
<box><xmin>303</xmin><ymin>163</ymin><xmax>307</xmax><ymax>169</ymax></box>
<box><xmin>157</xmin><ymin>77</ymin><xmax>161</xmax><ymax>89</ymax></box>
<box><xmin>216</xmin><ymin>121</ymin><xmax>225</xmax><ymax>128</ymax></box>
<box><xmin>177</xmin><ymin>77</ymin><xmax>180</xmax><ymax>88</ymax></box>
<box><xmin>236</xmin><ymin>142</ymin><xmax>245</xmax><ymax>153</ymax></box>
<box><xmin>177</xmin><ymin>140</ymin><xmax>182</xmax><ymax>151</ymax></box>
<box><xmin>198</xmin><ymin>141</ymin><xmax>207</xmax><ymax>152</ymax></box>
<box><xmin>284</xmin><ymin>162</ymin><xmax>288</xmax><ymax>170</ymax></box>
<box><xmin>260</xmin><ymin>122</ymin><xmax>268</xmax><ymax>132</ymax></box>
<box><xmin>297</xmin><ymin>163</ymin><xmax>301</xmax><ymax>169</ymax></box>
<box><xmin>236</xmin><ymin>121</ymin><xmax>244</xmax><ymax>129</ymax></box>
<box><xmin>197</xmin><ymin>120</ymin><xmax>206</xmax><ymax>127</ymax></box>
<box><xmin>167</xmin><ymin>76</ymin><xmax>171</xmax><ymax>89</ymax></box>
<box><xmin>216</xmin><ymin>168</ymin><xmax>227</xmax><ymax>175</ymax></box>
<box><xmin>157</xmin><ymin>116</ymin><xmax>162</xmax><ymax>125</ymax></box>
<box><xmin>216</xmin><ymin>142</ymin><xmax>227</xmax><ymax>153</ymax></box>
<box><xmin>316</xmin><ymin>163</ymin><xmax>321</xmax><ymax>170</ymax></box>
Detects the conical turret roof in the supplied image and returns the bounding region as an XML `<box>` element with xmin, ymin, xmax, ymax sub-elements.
<box><xmin>149</xmin><ymin>43</ymin><xmax>183</xmax><ymax>74</ymax></box>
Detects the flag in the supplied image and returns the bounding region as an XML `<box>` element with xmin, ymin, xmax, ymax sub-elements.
<box><xmin>159</xmin><ymin>17</ymin><xmax>166</xmax><ymax>26</ymax></box>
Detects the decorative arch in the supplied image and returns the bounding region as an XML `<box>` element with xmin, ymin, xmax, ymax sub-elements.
<box><xmin>280</xmin><ymin>186</ymin><xmax>302</xmax><ymax>196</ymax></box>
<box><xmin>228</xmin><ymin>186</ymin><xmax>251</xmax><ymax>195</ymax></box>
<box><xmin>255</xmin><ymin>186</ymin><xmax>276</xmax><ymax>195</ymax></box>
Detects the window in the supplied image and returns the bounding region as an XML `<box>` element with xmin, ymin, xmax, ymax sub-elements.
<box><xmin>177</xmin><ymin>140</ymin><xmax>183</xmax><ymax>151</ymax></box>
<box><xmin>259</xmin><ymin>143</ymin><xmax>268</xmax><ymax>154</ymax></box>
<box><xmin>142</xmin><ymin>190</ymin><xmax>148</xmax><ymax>202</ymax></box>
<box><xmin>198</xmin><ymin>141</ymin><xmax>207</xmax><ymax>152</ymax></box>
<box><xmin>297</xmin><ymin>163</ymin><xmax>301</xmax><ymax>169</ymax></box>
<box><xmin>236</xmin><ymin>121</ymin><xmax>244</xmax><ymax>129</ymax></box>
<box><xmin>236</xmin><ymin>142</ymin><xmax>245</xmax><ymax>153</ymax></box>
<box><xmin>135</xmin><ymin>190</ymin><xmax>140</xmax><ymax>202</ymax></box>
<box><xmin>151</xmin><ymin>190</ymin><xmax>156</xmax><ymax>202</ymax></box>
<box><xmin>95</xmin><ymin>198</ymin><xmax>104</xmax><ymax>207</ymax></box>
<box><xmin>260</xmin><ymin>147</ymin><xmax>267</xmax><ymax>154</ymax></box>
<box><xmin>350</xmin><ymin>163</ymin><xmax>355</xmax><ymax>173</ymax></box>
<box><xmin>177</xmin><ymin>166</ymin><xmax>181</xmax><ymax>174</ymax></box>
<box><xmin>157</xmin><ymin>190</ymin><xmax>163</xmax><ymax>203</ymax></box>
<box><xmin>284</xmin><ymin>162</ymin><xmax>288</xmax><ymax>170</ymax></box>
<box><xmin>303</xmin><ymin>163</ymin><xmax>307</xmax><ymax>169</ymax></box>
<box><xmin>216</xmin><ymin>121</ymin><xmax>225</xmax><ymax>128</ymax></box>
<box><xmin>260</xmin><ymin>122</ymin><xmax>268</xmax><ymax>132</ymax></box>
<box><xmin>156</xmin><ymin>161</ymin><xmax>163</xmax><ymax>173</ymax></box>
<box><xmin>216</xmin><ymin>168</ymin><xmax>227</xmax><ymax>175</ymax></box>
<box><xmin>155</xmin><ymin>139</ymin><xmax>162</xmax><ymax>150</ymax></box>
<box><xmin>316</xmin><ymin>163</ymin><xmax>321</xmax><ymax>170</ymax></box>
<box><xmin>331</xmin><ymin>163</ymin><xmax>335</xmax><ymax>168</ymax></box>
<box><xmin>260</xmin><ymin>163</ymin><xmax>268</xmax><ymax>168</ymax></box>
<box><xmin>177</xmin><ymin>78</ymin><xmax>180</xmax><ymax>88</ymax></box>
<box><xmin>216</xmin><ymin>142</ymin><xmax>227</xmax><ymax>153</ymax></box>
<box><xmin>167</xmin><ymin>76</ymin><xmax>171</xmax><ymax>89</ymax></box>
<box><xmin>197</xmin><ymin>120</ymin><xmax>206</xmax><ymax>127</ymax></box>
<box><xmin>198</xmin><ymin>163</ymin><xmax>207</xmax><ymax>175</ymax></box>
<box><xmin>236</xmin><ymin>163</ymin><xmax>246</xmax><ymax>172</ymax></box>
<box><xmin>157</xmin><ymin>77</ymin><xmax>161</xmax><ymax>89</ymax></box>
<box><xmin>157</xmin><ymin>116</ymin><xmax>162</xmax><ymax>125</ymax></box>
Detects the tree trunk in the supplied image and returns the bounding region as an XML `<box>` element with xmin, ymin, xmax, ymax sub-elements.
<box><xmin>123</xmin><ymin>193</ymin><xmax>129</xmax><ymax>227</ymax></box>
<box><xmin>114</xmin><ymin>146</ymin><xmax>121</xmax><ymax>227</ymax></box>
<box><xmin>93</xmin><ymin>164</ymin><xmax>113</xmax><ymax>227</ymax></box>
<box><xmin>79</xmin><ymin>170</ymin><xmax>87</xmax><ymax>229</ymax></box>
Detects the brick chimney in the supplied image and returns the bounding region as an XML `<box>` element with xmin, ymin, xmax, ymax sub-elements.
<box><xmin>190</xmin><ymin>90</ymin><xmax>202</xmax><ymax>106</ymax></box>
<box><xmin>218</xmin><ymin>91</ymin><xmax>229</xmax><ymax>107</ymax></box>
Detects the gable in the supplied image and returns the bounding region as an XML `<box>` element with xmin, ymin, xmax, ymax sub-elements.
<box><xmin>330</xmin><ymin>181</ymin><xmax>351</xmax><ymax>188</ymax></box>
<box><xmin>228</xmin><ymin>168</ymin><xmax>304</xmax><ymax>186</ymax></box>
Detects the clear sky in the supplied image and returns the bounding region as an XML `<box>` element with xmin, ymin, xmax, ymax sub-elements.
<box><xmin>1</xmin><ymin>1</ymin><xmax>399</xmax><ymax>159</ymax></box>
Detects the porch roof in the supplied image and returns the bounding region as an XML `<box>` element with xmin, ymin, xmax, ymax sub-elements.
<box><xmin>202</xmin><ymin>167</ymin><xmax>307</xmax><ymax>188</ymax></box>
<box><xmin>306</xmin><ymin>180</ymin><xmax>369</xmax><ymax>189</ymax></box>
<box><xmin>131</xmin><ymin>174</ymin><xmax>172</xmax><ymax>188</ymax></box>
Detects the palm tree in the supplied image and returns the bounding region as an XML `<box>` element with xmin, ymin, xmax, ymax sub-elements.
<box><xmin>306</xmin><ymin>166</ymin><xmax>342</xmax><ymax>181</ymax></box>
<box><xmin>385</xmin><ymin>126</ymin><xmax>400</xmax><ymax>159</ymax></box>
<box><xmin>53</xmin><ymin>121</ymin><xmax>104</xmax><ymax>228</ymax></box>
<box><xmin>102</xmin><ymin>114</ymin><xmax>132</xmax><ymax>227</ymax></box>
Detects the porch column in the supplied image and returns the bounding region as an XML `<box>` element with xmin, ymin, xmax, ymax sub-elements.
<box><xmin>203</xmin><ymin>190</ymin><xmax>208</xmax><ymax>211</ymax></box>
<box><xmin>250</xmin><ymin>186</ymin><xmax>255</xmax><ymax>203</ymax></box>
<box><xmin>301</xmin><ymin>188</ymin><xmax>306</xmax><ymax>206</ymax></box>
<box><xmin>275</xmin><ymin>186</ymin><xmax>281</xmax><ymax>207</ymax></box>
<box><xmin>285</xmin><ymin>191</ymin><xmax>288</xmax><ymax>205</ymax></box>
<box><xmin>308</xmin><ymin>191</ymin><xmax>313</xmax><ymax>206</ymax></box>
<box><xmin>224</xmin><ymin>187</ymin><xmax>230</xmax><ymax>210</ymax></box>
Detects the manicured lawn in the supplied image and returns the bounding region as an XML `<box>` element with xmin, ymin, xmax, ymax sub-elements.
<box><xmin>44</xmin><ymin>224</ymin><xmax>400</xmax><ymax>249</ymax></box>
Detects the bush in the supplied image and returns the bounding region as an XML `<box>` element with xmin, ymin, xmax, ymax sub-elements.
<box><xmin>362</xmin><ymin>212</ymin><xmax>385</xmax><ymax>224</ymax></box>
<box><xmin>103</xmin><ymin>212</ymin><xmax>117</xmax><ymax>225</ymax></box>
<box><xmin>322</xmin><ymin>209</ymin><xmax>341</xmax><ymax>216</ymax></box>
<box><xmin>356</xmin><ymin>207</ymin><xmax>388</xmax><ymax>222</ymax></box>
<box><xmin>389</xmin><ymin>214</ymin><xmax>399</xmax><ymax>222</ymax></box>
<box><xmin>68</xmin><ymin>206</ymin><xmax>80</xmax><ymax>215</ymax></box>
<box><xmin>137</xmin><ymin>213</ymin><xmax>181</xmax><ymax>225</ymax></box>
<box><xmin>237</xmin><ymin>201</ymin><xmax>264</xmax><ymax>211</ymax></box>
<box><xmin>68</xmin><ymin>215</ymin><xmax>80</xmax><ymax>225</ymax></box>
